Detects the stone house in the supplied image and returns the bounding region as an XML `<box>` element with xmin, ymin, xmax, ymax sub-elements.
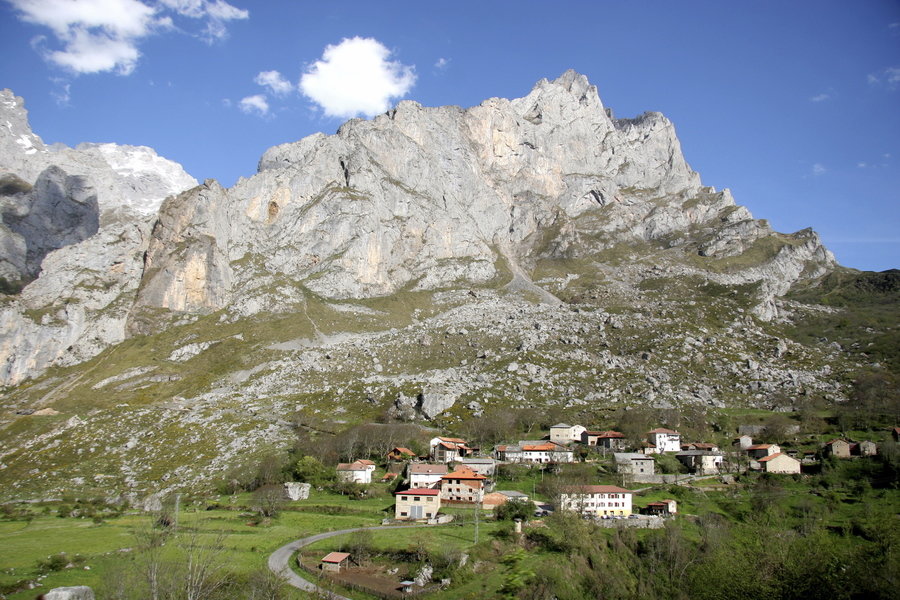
<box><xmin>456</xmin><ymin>457</ymin><xmax>497</xmax><ymax>477</ymax></box>
<box><xmin>386</xmin><ymin>447</ymin><xmax>417</xmax><ymax>461</ymax></box>
<box><xmin>676</xmin><ymin>451</ymin><xmax>724</xmax><ymax>475</ymax></box>
<box><xmin>550</xmin><ymin>423</ymin><xmax>587</xmax><ymax>444</ymax></box>
<box><xmin>681</xmin><ymin>442</ymin><xmax>719</xmax><ymax>452</ymax></box>
<box><xmin>582</xmin><ymin>430</ymin><xmax>627</xmax><ymax>450</ymax></box>
<box><xmin>440</xmin><ymin>466</ymin><xmax>487</xmax><ymax>503</ymax></box>
<box><xmin>429</xmin><ymin>436</ymin><xmax>475</xmax><ymax>463</ymax></box>
<box><xmin>856</xmin><ymin>440</ymin><xmax>878</xmax><ymax>456</ymax></box>
<box><xmin>494</xmin><ymin>440</ymin><xmax>574</xmax><ymax>464</ymax></box>
<box><xmin>642</xmin><ymin>499</ymin><xmax>677</xmax><ymax>516</ymax></box>
<box><xmin>336</xmin><ymin>460</ymin><xmax>376</xmax><ymax>484</ymax></box>
<box><xmin>647</xmin><ymin>428</ymin><xmax>681</xmax><ymax>453</ymax></box>
<box><xmin>758</xmin><ymin>452</ymin><xmax>801</xmax><ymax>474</ymax></box>
<box><xmin>408</xmin><ymin>463</ymin><xmax>448</xmax><ymax>489</ymax></box>
<box><xmin>733</xmin><ymin>435</ymin><xmax>753</xmax><ymax>450</ymax></box>
<box><xmin>320</xmin><ymin>552</ymin><xmax>350</xmax><ymax>572</ymax></box>
<box><xmin>559</xmin><ymin>485</ymin><xmax>633</xmax><ymax>517</ymax></box>
<box><xmin>614</xmin><ymin>452</ymin><xmax>656</xmax><ymax>476</ymax></box>
<box><xmin>394</xmin><ymin>488</ymin><xmax>441</xmax><ymax>521</ymax></box>
<box><xmin>747</xmin><ymin>444</ymin><xmax>780</xmax><ymax>459</ymax></box>
<box><xmin>823</xmin><ymin>439</ymin><xmax>852</xmax><ymax>458</ymax></box>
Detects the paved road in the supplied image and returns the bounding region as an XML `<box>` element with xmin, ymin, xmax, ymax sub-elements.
<box><xmin>268</xmin><ymin>523</ymin><xmax>438</xmax><ymax>599</ymax></box>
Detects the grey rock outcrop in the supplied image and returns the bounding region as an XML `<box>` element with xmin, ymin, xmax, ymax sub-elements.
<box><xmin>0</xmin><ymin>89</ymin><xmax>197</xmax><ymax>217</ymax></box>
<box><xmin>283</xmin><ymin>482</ymin><xmax>311</xmax><ymax>501</ymax></box>
<box><xmin>1</xmin><ymin>72</ymin><xmax>836</xmax><ymax>388</ymax></box>
<box><xmin>1</xmin><ymin>165</ymin><xmax>99</xmax><ymax>283</ymax></box>
<box><xmin>0</xmin><ymin>89</ymin><xmax>196</xmax><ymax>385</ymax></box>
<box><xmin>41</xmin><ymin>586</ymin><xmax>95</xmax><ymax>600</ymax></box>
<box><xmin>132</xmin><ymin>70</ymin><xmax>828</xmax><ymax>329</ymax></box>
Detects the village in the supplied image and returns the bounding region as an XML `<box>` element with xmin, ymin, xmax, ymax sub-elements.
<box><xmin>0</xmin><ymin>415</ymin><xmax>895</xmax><ymax>600</ymax></box>
<box><xmin>284</xmin><ymin>421</ymin><xmax>893</xmax><ymax>598</ymax></box>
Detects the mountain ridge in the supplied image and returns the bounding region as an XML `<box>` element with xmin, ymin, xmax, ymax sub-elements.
<box><xmin>0</xmin><ymin>71</ymin><xmax>887</xmax><ymax>501</ymax></box>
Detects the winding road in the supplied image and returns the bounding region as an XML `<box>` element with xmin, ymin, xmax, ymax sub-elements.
<box><xmin>268</xmin><ymin>523</ymin><xmax>439</xmax><ymax>599</ymax></box>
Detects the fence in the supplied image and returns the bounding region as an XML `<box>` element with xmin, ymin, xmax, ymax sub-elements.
<box><xmin>296</xmin><ymin>554</ymin><xmax>439</xmax><ymax>599</ymax></box>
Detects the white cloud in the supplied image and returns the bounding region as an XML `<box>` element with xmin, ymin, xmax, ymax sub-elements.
<box><xmin>857</xmin><ymin>162</ymin><xmax>867</xmax><ymax>168</ymax></box>
<box><xmin>811</xmin><ymin>163</ymin><xmax>827</xmax><ymax>176</ymax></box>
<box><xmin>9</xmin><ymin>0</ymin><xmax>248</xmax><ymax>75</ymax></box>
<box><xmin>255</xmin><ymin>70</ymin><xmax>294</xmax><ymax>95</ymax></box>
<box><xmin>867</xmin><ymin>66</ymin><xmax>900</xmax><ymax>88</ymax></box>
<box><xmin>239</xmin><ymin>94</ymin><xmax>268</xmax><ymax>116</ymax></box>
<box><xmin>809</xmin><ymin>93</ymin><xmax>830</xmax><ymax>102</ymax></box>
<box><xmin>300</xmin><ymin>37</ymin><xmax>416</xmax><ymax>119</ymax></box>
<box><xmin>435</xmin><ymin>57</ymin><xmax>450</xmax><ymax>69</ymax></box>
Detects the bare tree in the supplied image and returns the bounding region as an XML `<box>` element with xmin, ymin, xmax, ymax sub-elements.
<box><xmin>247</xmin><ymin>567</ymin><xmax>290</xmax><ymax>600</ymax></box>
<box><xmin>178</xmin><ymin>530</ymin><xmax>230</xmax><ymax>600</ymax></box>
<box><xmin>252</xmin><ymin>484</ymin><xmax>285</xmax><ymax>518</ymax></box>
<box><xmin>133</xmin><ymin>522</ymin><xmax>172</xmax><ymax>600</ymax></box>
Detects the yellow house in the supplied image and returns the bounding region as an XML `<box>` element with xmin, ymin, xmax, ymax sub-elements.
<box><xmin>395</xmin><ymin>488</ymin><xmax>441</xmax><ymax>521</ymax></box>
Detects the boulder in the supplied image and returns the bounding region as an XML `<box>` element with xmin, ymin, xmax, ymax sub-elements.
<box><xmin>40</xmin><ymin>586</ymin><xmax>95</xmax><ymax>600</ymax></box>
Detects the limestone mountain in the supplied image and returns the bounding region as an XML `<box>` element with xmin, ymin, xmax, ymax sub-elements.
<box><xmin>0</xmin><ymin>72</ymin><xmax>888</xmax><ymax>502</ymax></box>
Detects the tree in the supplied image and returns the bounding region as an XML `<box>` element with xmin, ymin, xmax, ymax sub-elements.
<box><xmin>252</xmin><ymin>484</ymin><xmax>284</xmax><ymax>518</ymax></box>
<box><xmin>246</xmin><ymin>567</ymin><xmax>290</xmax><ymax>600</ymax></box>
<box><xmin>292</xmin><ymin>455</ymin><xmax>333</xmax><ymax>486</ymax></box>
<box><xmin>494</xmin><ymin>499</ymin><xmax>532</xmax><ymax>522</ymax></box>
<box><xmin>341</xmin><ymin>529</ymin><xmax>374</xmax><ymax>565</ymax></box>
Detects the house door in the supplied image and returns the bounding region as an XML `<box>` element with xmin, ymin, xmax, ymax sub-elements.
<box><xmin>410</xmin><ymin>505</ymin><xmax>423</xmax><ymax>519</ymax></box>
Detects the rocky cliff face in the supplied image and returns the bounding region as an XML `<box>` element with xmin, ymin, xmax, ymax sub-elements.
<box><xmin>0</xmin><ymin>89</ymin><xmax>196</xmax><ymax>385</ymax></box>
<box><xmin>130</xmin><ymin>71</ymin><xmax>829</xmax><ymax>327</ymax></box>
<box><xmin>0</xmin><ymin>72</ymin><xmax>859</xmax><ymax>500</ymax></box>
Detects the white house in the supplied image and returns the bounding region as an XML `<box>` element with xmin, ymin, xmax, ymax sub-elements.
<box><xmin>758</xmin><ymin>453</ymin><xmax>801</xmax><ymax>474</ymax></box>
<box><xmin>559</xmin><ymin>485</ymin><xmax>633</xmax><ymax>517</ymax></box>
<box><xmin>336</xmin><ymin>459</ymin><xmax>376</xmax><ymax>484</ymax></box>
<box><xmin>429</xmin><ymin>436</ymin><xmax>474</xmax><ymax>463</ymax></box>
<box><xmin>494</xmin><ymin>440</ymin><xmax>574</xmax><ymax>464</ymax></box>
<box><xmin>550</xmin><ymin>423</ymin><xmax>586</xmax><ymax>445</ymax></box>
<box><xmin>647</xmin><ymin>428</ymin><xmax>681</xmax><ymax>453</ymax></box>
<box><xmin>408</xmin><ymin>463</ymin><xmax>448</xmax><ymax>489</ymax></box>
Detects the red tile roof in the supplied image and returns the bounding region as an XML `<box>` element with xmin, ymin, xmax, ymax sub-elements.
<box><xmin>396</xmin><ymin>488</ymin><xmax>440</xmax><ymax>496</ymax></box>
<box><xmin>441</xmin><ymin>467</ymin><xmax>486</xmax><ymax>480</ymax></box>
<box><xmin>390</xmin><ymin>447</ymin><xmax>416</xmax><ymax>456</ymax></box>
<box><xmin>758</xmin><ymin>452</ymin><xmax>791</xmax><ymax>462</ymax></box>
<box><xmin>336</xmin><ymin>462</ymin><xmax>367</xmax><ymax>471</ymax></box>
<box><xmin>321</xmin><ymin>552</ymin><xmax>350</xmax><ymax>563</ymax></box>
<box><xmin>410</xmin><ymin>464</ymin><xmax>448</xmax><ymax>475</ymax></box>
<box><xmin>747</xmin><ymin>444</ymin><xmax>773</xmax><ymax>450</ymax></box>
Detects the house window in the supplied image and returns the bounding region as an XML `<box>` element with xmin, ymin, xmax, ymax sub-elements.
<box><xmin>401</xmin><ymin>511</ymin><xmax>407</xmax><ymax>516</ymax></box>
<box><xmin>414</xmin><ymin>497</ymin><xmax>420</xmax><ymax>502</ymax></box>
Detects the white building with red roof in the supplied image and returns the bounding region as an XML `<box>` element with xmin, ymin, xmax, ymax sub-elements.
<box><xmin>336</xmin><ymin>460</ymin><xmax>376</xmax><ymax>484</ymax></box>
<box><xmin>757</xmin><ymin>452</ymin><xmax>800</xmax><ymax>474</ymax></box>
<box><xmin>395</xmin><ymin>488</ymin><xmax>441</xmax><ymax>520</ymax></box>
<box><xmin>559</xmin><ymin>485</ymin><xmax>634</xmax><ymax>517</ymax></box>
<box><xmin>408</xmin><ymin>463</ymin><xmax>448</xmax><ymax>489</ymax></box>
<box><xmin>440</xmin><ymin>466</ymin><xmax>487</xmax><ymax>503</ymax></box>
<box><xmin>429</xmin><ymin>436</ymin><xmax>474</xmax><ymax>463</ymax></box>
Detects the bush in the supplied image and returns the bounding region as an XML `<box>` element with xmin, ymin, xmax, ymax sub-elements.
<box><xmin>36</xmin><ymin>552</ymin><xmax>83</xmax><ymax>574</ymax></box>
<box><xmin>494</xmin><ymin>500</ymin><xmax>532</xmax><ymax>522</ymax></box>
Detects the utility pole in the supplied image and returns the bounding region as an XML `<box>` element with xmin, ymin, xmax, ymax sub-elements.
<box><xmin>474</xmin><ymin>498</ymin><xmax>480</xmax><ymax>545</ymax></box>
<box><xmin>174</xmin><ymin>493</ymin><xmax>181</xmax><ymax>531</ymax></box>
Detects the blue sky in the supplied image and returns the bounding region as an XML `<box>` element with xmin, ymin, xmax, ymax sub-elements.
<box><xmin>1</xmin><ymin>1</ymin><xmax>898</xmax><ymax>271</ymax></box>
